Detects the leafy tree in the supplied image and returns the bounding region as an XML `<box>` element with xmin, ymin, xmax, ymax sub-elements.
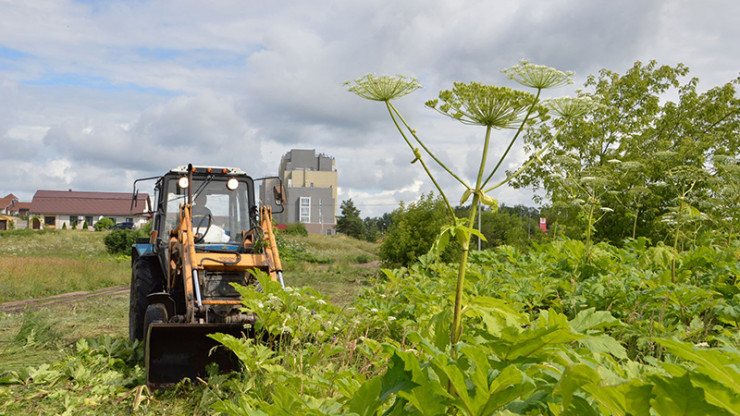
<box><xmin>513</xmin><ymin>61</ymin><xmax>740</xmax><ymax>245</ymax></box>
<box><xmin>336</xmin><ymin>199</ymin><xmax>366</xmax><ymax>239</ymax></box>
<box><xmin>380</xmin><ymin>193</ymin><xmax>455</xmax><ymax>266</ymax></box>
<box><xmin>711</xmin><ymin>155</ymin><xmax>740</xmax><ymax>245</ymax></box>
<box><xmin>363</xmin><ymin>212</ymin><xmax>392</xmax><ymax>242</ymax></box>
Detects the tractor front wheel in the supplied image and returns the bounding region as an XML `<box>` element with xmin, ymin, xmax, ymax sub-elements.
<box><xmin>129</xmin><ymin>256</ymin><xmax>163</xmax><ymax>343</ymax></box>
<box><xmin>143</xmin><ymin>303</ymin><xmax>168</xmax><ymax>350</ymax></box>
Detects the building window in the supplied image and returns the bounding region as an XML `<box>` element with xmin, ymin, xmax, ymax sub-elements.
<box><xmin>299</xmin><ymin>197</ymin><xmax>310</xmax><ymax>223</ymax></box>
<box><xmin>44</xmin><ymin>216</ymin><xmax>55</xmax><ymax>227</ymax></box>
<box><xmin>126</xmin><ymin>217</ymin><xmax>133</xmax><ymax>223</ymax></box>
<box><xmin>85</xmin><ymin>216</ymin><xmax>93</xmax><ymax>226</ymax></box>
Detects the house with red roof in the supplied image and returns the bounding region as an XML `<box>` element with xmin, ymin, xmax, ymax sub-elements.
<box><xmin>1</xmin><ymin>193</ymin><xmax>20</xmax><ymax>214</ymax></box>
<box><xmin>29</xmin><ymin>190</ymin><xmax>150</xmax><ymax>230</ymax></box>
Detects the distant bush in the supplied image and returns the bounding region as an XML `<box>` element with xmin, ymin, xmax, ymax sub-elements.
<box><xmin>82</xmin><ymin>220</ymin><xmax>89</xmax><ymax>230</ymax></box>
<box><xmin>94</xmin><ymin>218</ymin><xmax>115</xmax><ymax>231</ymax></box>
<box><xmin>104</xmin><ymin>229</ymin><xmax>147</xmax><ymax>255</ymax></box>
<box><xmin>282</xmin><ymin>223</ymin><xmax>308</xmax><ymax>236</ymax></box>
<box><xmin>355</xmin><ymin>253</ymin><xmax>373</xmax><ymax>264</ymax></box>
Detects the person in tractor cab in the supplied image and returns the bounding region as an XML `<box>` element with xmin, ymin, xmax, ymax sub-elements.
<box><xmin>193</xmin><ymin>193</ymin><xmax>212</xmax><ymax>218</ymax></box>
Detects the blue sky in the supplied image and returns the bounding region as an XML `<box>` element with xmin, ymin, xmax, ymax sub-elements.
<box><xmin>1</xmin><ymin>0</ymin><xmax>739</xmax><ymax>217</ymax></box>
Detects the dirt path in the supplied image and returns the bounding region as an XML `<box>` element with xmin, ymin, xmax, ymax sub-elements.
<box><xmin>0</xmin><ymin>285</ymin><xmax>129</xmax><ymax>314</ymax></box>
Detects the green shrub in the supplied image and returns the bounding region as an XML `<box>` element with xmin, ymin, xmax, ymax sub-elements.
<box><xmin>282</xmin><ymin>223</ymin><xmax>308</xmax><ymax>236</ymax></box>
<box><xmin>82</xmin><ymin>220</ymin><xmax>88</xmax><ymax>230</ymax></box>
<box><xmin>380</xmin><ymin>192</ymin><xmax>457</xmax><ymax>266</ymax></box>
<box><xmin>103</xmin><ymin>229</ymin><xmax>146</xmax><ymax>254</ymax></box>
<box><xmin>94</xmin><ymin>218</ymin><xmax>115</xmax><ymax>231</ymax></box>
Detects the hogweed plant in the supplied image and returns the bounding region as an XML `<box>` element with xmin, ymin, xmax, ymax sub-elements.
<box><xmin>347</xmin><ymin>61</ymin><xmax>592</xmax><ymax>353</ymax></box>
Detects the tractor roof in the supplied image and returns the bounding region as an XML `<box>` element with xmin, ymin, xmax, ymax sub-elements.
<box><xmin>169</xmin><ymin>166</ymin><xmax>249</xmax><ymax>176</ymax></box>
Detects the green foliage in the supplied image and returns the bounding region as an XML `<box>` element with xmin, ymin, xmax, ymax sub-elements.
<box><xmin>202</xmin><ymin>238</ymin><xmax>740</xmax><ymax>415</ymax></box>
<box><xmin>456</xmin><ymin>204</ymin><xmax>544</xmax><ymax>248</ymax></box>
<box><xmin>4</xmin><ymin>238</ymin><xmax>740</xmax><ymax>414</ymax></box>
<box><xmin>282</xmin><ymin>222</ymin><xmax>308</xmax><ymax>236</ymax></box>
<box><xmin>275</xmin><ymin>231</ymin><xmax>330</xmax><ymax>264</ymax></box>
<box><xmin>363</xmin><ymin>212</ymin><xmax>392</xmax><ymax>242</ymax></box>
<box><xmin>94</xmin><ymin>217</ymin><xmax>115</xmax><ymax>231</ymax></box>
<box><xmin>0</xmin><ymin>336</ymin><xmax>145</xmax><ymax>415</ymax></box>
<box><xmin>379</xmin><ymin>193</ymin><xmax>455</xmax><ymax>266</ymax></box>
<box><xmin>103</xmin><ymin>229</ymin><xmax>147</xmax><ymax>255</ymax></box>
<box><xmin>515</xmin><ymin>61</ymin><xmax>740</xmax><ymax>247</ymax></box>
<box><xmin>336</xmin><ymin>199</ymin><xmax>367</xmax><ymax>240</ymax></box>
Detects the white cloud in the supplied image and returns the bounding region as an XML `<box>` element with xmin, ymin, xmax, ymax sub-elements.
<box><xmin>1</xmin><ymin>0</ymin><xmax>738</xmax><ymax>216</ymax></box>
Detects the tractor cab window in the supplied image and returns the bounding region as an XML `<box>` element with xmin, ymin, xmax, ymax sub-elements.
<box><xmin>163</xmin><ymin>176</ymin><xmax>252</xmax><ymax>245</ymax></box>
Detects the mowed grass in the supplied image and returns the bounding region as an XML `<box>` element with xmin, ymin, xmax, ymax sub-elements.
<box><xmin>0</xmin><ymin>230</ymin><xmax>130</xmax><ymax>303</ymax></box>
<box><xmin>0</xmin><ymin>295</ymin><xmax>129</xmax><ymax>373</ymax></box>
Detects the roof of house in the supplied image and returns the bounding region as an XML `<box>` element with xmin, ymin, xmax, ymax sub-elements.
<box><xmin>29</xmin><ymin>190</ymin><xmax>150</xmax><ymax>216</ymax></box>
<box><xmin>1</xmin><ymin>193</ymin><xmax>19</xmax><ymax>210</ymax></box>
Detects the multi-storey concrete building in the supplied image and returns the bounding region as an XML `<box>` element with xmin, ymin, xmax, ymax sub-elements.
<box><xmin>270</xmin><ymin>149</ymin><xmax>337</xmax><ymax>235</ymax></box>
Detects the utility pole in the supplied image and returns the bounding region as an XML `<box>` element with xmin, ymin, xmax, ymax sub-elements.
<box><xmin>319</xmin><ymin>199</ymin><xmax>323</xmax><ymax>235</ymax></box>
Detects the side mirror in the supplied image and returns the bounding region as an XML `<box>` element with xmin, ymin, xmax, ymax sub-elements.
<box><xmin>273</xmin><ymin>185</ymin><xmax>286</xmax><ymax>205</ymax></box>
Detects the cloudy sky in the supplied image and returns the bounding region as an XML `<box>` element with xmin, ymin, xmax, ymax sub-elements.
<box><xmin>1</xmin><ymin>0</ymin><xmax>738</xmax><ymax>217</ymax></box>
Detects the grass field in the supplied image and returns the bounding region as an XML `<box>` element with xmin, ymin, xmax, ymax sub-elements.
<box><xmin>0</xmin><ymin>230</ymin><xmax>131</xmax><ymax>302</ymax></box>
<box><xmin>0</xmin><ymin>229</ymin><xmax>379</xmax><ymax>375</ymax></box>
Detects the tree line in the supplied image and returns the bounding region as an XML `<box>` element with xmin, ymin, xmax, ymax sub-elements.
<box><xmin>336</xmin><ymin>195</ymin><xmax>546</xmax><ymax>266</ymax></box>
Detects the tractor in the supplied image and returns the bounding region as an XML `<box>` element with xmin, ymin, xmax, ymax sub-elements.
<box><xmin>129</xmin><ymin>164</ymin><xmax>284</xmax><ymax>389</ymax></box>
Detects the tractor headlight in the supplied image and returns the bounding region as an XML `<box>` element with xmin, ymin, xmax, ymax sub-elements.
<box><xmin>178</xmin><ymin>176</ymin><xmax>189</xmax><ymax>189</ymax></box>
<box><xmin>226</xmin><ymin>178</ymin><xmax>239</xmax><ymax>191</ymax></box>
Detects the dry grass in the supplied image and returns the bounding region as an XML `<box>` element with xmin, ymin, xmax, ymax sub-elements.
<box><xmin>0</xmin><ymin>256</ymin><xmax>129</xmax><ymax>302</ymax></box>
<box><xmin>0</xmin><ymin>230</ymin><xmax>130</xmax><ymax>302</ymax></box>
<box><xmin>0</xmin><ymin>229</ymin><xmax>109</xmax><ymax>259</ymax></box>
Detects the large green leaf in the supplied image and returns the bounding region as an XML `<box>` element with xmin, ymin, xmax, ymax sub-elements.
<box><xmin>689</xmin><ymin>372</ymin><xmax>740</xmax><ymax>416</ymax></box>
<box><xmin>578</xmin><ymin>334</ymin><xmax>628</xmax><ymax>360</ymax></box>
<box><xmin>347</xmin><ymin>376</ymin><xmax>384</xmax><ymax>416</ymax></box>
<box><xmin>481</xmin><ymin>366</ymin><xmax>536</xmax><ymax>414</ymax></box>
<box><xmin>650</xmin><ymin>373</ymin><xmax>730</xmax><ymax>416</ymax></box>
<box><xmin>569</xmin><ymin>308</ymin><xmax>620</xmax><ymax>333</ymax></box>
<box><xmin>656</xmin><ymin>338</ymin><xmax>740</xmax><ymax>396</ymax></box>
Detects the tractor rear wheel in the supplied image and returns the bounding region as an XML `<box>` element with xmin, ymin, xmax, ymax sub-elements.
<box><xmin>129</xmin><ymin>256</ymin><xmax>164</xmax><ymax>343</ymax></box>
